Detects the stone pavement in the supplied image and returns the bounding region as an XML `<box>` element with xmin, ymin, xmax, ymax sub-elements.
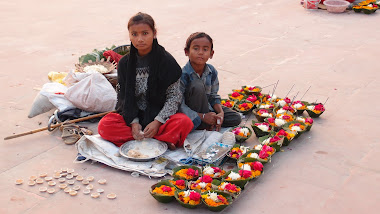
<box><xmin>0</xmin><ymin>0</ymin><xmax>379</xmax><ymax>213</ymax></box>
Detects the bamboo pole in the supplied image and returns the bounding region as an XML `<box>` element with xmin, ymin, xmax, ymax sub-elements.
<box><xmin>4</xmin><ymin>111</ymin><xmax>115</xmax><ymax>140</ymax></box>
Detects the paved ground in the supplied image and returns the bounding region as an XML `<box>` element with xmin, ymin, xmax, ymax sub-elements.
<box><xmin>1</xmin><ymin>0</ymin><xmax>379</xmax><ymax>213</ymax></box>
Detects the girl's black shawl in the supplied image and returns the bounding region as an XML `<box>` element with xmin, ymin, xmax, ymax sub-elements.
<box><xmin>116</xmin><ymin>39</ymin><xmax>181</xmax><ymax>128</ymax></box>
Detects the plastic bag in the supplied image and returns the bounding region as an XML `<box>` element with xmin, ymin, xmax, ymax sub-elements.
<box><xmin>64</xmin><ymin>73</ymin><xmax>116</xmax><ymax>112</ymax></box>
<box><xmin>39</xmin><ymin>82</ymin><xmax>76</xmax><ymax>112</ymax></box>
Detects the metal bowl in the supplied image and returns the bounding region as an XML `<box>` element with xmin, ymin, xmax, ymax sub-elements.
<box><xmin>119</xmin><ymin>139</ymin><xmax>168</xmax><ymax>162</ymax></box>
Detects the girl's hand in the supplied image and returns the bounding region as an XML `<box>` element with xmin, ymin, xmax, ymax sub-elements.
<box><xmin>131</xmin><ymin>123</ymin><xmax>144</xmax><ymax>140</ymax></box>
<box><xmin>143</xmin><ymin>120</ymin><xmax>162</xmax><ymax>138</ymax></box>
<box><xmin>202</xmin><ymin>112</ymin><xmax>217</xmax><ymax>125</ymax></box>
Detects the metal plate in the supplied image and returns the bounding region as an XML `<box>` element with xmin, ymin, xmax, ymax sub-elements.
<box><xmin>119</xmin><ymin>139</ymin><xmax>168</xmax><ymax>162</ymax></box>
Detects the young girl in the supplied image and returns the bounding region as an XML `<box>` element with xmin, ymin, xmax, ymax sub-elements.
<box><xmin>180</xmin><ymin>32</ymin><xmax>241</xmax><ymax>131</ymax></box>
<box><xmin>98</xmin><ymin>12</ymin><xmax>193</xmax><ymax>149</ymax></box>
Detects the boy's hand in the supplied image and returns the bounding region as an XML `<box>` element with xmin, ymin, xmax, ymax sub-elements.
<box><xmin>215</xmin><ymin>112</ymin><xmax>224</xmax><ymax>131</ymax></box>
<box><xmin>143</xmin><ymin>120</ymin><xmax>162</xmax><ymax>138</ymax></box>
<box><xmin>201</xmin><ymin>112</ymin><xmax>217</xmax><ymax>125</ymax></box>
<box><xmin>131</xmin><ymin>123</ymin><xmax>144</xmax><ymax>140</ymax></box>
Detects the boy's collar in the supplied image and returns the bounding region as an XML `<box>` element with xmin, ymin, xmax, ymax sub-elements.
<box><xmin>185</xmin><ymin>60</ymin><xmax>210</xmax><ymax>76</ymax></box>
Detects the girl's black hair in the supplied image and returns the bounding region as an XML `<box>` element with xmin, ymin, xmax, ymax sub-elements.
<box><xmin>127</xmin><ymin>12</ymin><xmax>156</xmax><ymax>33</ymax></box>
<box><xmin>184</xmin><ymin>32</ymin><xmax>213</xmax><ymax>52</ymax></box>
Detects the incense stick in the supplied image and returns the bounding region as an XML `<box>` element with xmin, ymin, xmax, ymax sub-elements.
<box><xmin>262</xmin><ymin>83</ymin><xmax>276</xmax><ymax>89</ymax></box>
<box><xmin>271</xmin><ymin>80</ymin><xmax>279</xmax><ymax>98</ymax></box>
<box><xmin>300</xmin><ymin>86</ymin><xmax>311</xmax><ymax>101</ymax></box>
<box><xmin>285</xmin><ymin>84</ymin><xmax>295</xmax><ymax>98</ymax></box>
<box><xmin>324</xmin><ymin>97</ymin><xmax>329</xmax><ymax>105</ymax></box>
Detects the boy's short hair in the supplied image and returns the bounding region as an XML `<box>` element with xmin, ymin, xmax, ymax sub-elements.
<box><xmin>184</xmin><ymin>32</ymin><xmax>213</xmax><ymax>52</ymax></box>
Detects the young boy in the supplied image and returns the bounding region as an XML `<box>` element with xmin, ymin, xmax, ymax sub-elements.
<box><xmin>180</xmin><ymin>32</ymin><xmax>241</xmax><ymax>131</ymax></box>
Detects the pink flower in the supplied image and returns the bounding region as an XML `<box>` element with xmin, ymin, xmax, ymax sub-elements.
<box><xmin>189</xmin><ymin>191</ymin><xmax>201</xmax><ymax>201</ymax></box>
<box><xmin>282</xmin><ymin>115</ymin><xmax>290</xmax><ymax>120</ymax></box>
<box><xmin>283</xmin><ymin>106</ymin><xmax>294</xmax><ymax>111</ymax></box>
<box><xmin>267</xmin><ymin>118</ymin><xmax>275</xmax><ymax>123</ymax></box>
<box><xmin>314</xmin><ymin>104</ymin><xmax>325</xmax><ymax>111</ymax></box>
<box><xmin>259</xmin><ymin>109</ymin><xmax>268</xmax><ymax>114</ymax></box>
<box><xmin>186</xmin><ymin>168</ymin><xmax>195</xmax><ymax>176</ymax></box>
<box><xmin>270</xmin><ymin>136</ymin><xmax>281</xmax><ymax>143</ymax></box>
<box><xmin>262</xmin><ymin>144</ymin><xmax>274</xmax><ymax>153</ymax></box>
<box><xmin>162</xmin><ymin>186</ymin><xmax>172</xmax><ymax>192</ymax></box>
<box><xmin>200</xmin><ymin>175</ymin><xmax>213</xmax><ymax>183</ymax></box>
<box><xmin>259</xmin><ymin>150</ymin><xmax>269</xmax><ymax>159</ymax></box>
<box><xmin>284</xmin><ymin>97</ymin><xmax>291</xmax><ymax>103</ymax></box>
<box><xmin>241</xmin><ymin>103</ymin><xmax>248</xmax><ymax>108</ymax></box>
<box><xmin>212</xmin><ymin>167</ymin><xmax>221</xmax><ymax>173</ymax></box>
<box><xmin>239</xmin><ymin>170</ymin><xmax>252</xmax><ymax>179</ymax></box>
<box><xmin>232</xmin><ymin>92</ymin><xmax>241</xmax><ymax>97</ymax></box>
<box><xmin>224</xmin><ymin>183</ymin><xmax>237</xmax><ymax>191</ymax></box>
<box><xmin>217</xmin><ymin>195</ymin><xmax>226</xmax><ymax>203</ymax></box>
<box><xmin>253</xmin><ymin>161</ymin><xmax>264</xmax><ymax>171</ymax></box>
<box><xmin>247</xmin><ymin>95</ymin><xmax>257</xmax><ymax>102</ymax></box>
<box><xmin>294</xmin><ymin>123</ymin><xmax>301</xmax><ymax>126</ymax></box>
<box><xmin>277</xmin><ymin>129</ymin><xmax>288</xmax><ymax>136</ymax></box>
<box><xmin>305</xmin><ymin>118</ymin><xmax>314</xmax><ymax>124</ymax></box>
<box><xmin>175</xmin><ymin>180</ymin><xmax>185</xmax><ymax>186</ymax></box>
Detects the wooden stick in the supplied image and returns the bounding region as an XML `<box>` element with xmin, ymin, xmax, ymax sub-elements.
<box><xmin>4</xmin><ymin>111</ymin><xmax>115</xmax><ymax>140</ymax></box>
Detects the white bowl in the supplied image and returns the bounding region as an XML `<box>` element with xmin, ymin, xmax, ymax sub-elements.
<box><xmin>324</xmin><ymin>0</ymin><xmax>350</xmax><ymax>13</ymax></box>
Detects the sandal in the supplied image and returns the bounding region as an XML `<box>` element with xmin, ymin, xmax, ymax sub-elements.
<box><xmin>60</xmin><ymin>124</ymin><xmax>93</xmax><ymax>145</ymax></box>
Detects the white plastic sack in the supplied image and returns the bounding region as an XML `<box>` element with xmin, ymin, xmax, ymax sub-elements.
<box><xmin>39</xmin><ymin>82</ymin><xmax>76</xmax><ymax>112</ymax></box>
<box><xmin>65</xmin><ymin>73</ymin><xmax>116</xmax><ymax>112</ymax></box>
<box><xmin>28</xmin><ymin>93</ymin><xmax>55</xmax><ymax>118</ymax></box>
<box><xmin>63</xmin><ymin>69</ymin><xmax>94</xmax><ymax>87</ymax></box>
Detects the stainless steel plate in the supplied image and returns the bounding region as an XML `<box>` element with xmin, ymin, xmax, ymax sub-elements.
<box><xmin>119</xmin><ymin>139</ymin><xmax>168</xmax><ymax>162</ymax></box>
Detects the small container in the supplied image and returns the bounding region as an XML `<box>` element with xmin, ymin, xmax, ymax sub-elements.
<box><xmin>97</xmin><ymin>189</ymin><xmax>104</xmax><ymax>193</ymax></box>
<box><xmin>323</xmin><ymin>0</ymin><xmax>349</xmax><ymax>13</ymax></box>
<box><xmin>107</xmin><ymin>193</ymin><xmax>117</xmax><ymax>199</ymax></box>
<box><xmin>91</xmin><ymin>192</ymin><xmax>100</xmax><ymax>198</ymax></box>
<box><xmin>64</xmin><ymin>187</ymin><xmax>72</xmax><ymax>193</ymax></box>
<box><xmin>48</xmin><ymin>181</ymin><xmax>56</xmax><ymax>186</ymax></box>
<box><xmin>59</xmin><ymin>184</ymin><xmax>68</xmax><ymax>189</ymax></box>
<box><xmin>29</xmin><ymin>176</ymin><xmax>37</xmax><ymax>181</ymax></box>
<box><xmin>39</xmin><ymin>187</ymin><xmax>48</xmax><ymax>192</ymax></box>
<box><xmin>73</xmin><ymin>185</ymin><xmax>81</xmax><ymax>191</ymax></box>
<box><xmin>76</xmin><ymin>176</ymin><xmax>84</xmax><ymax>181</ymax></box>
<box><xmin>35</xmin><ymin>178</ymin><xmax>44</xmax><ymax>184</ymax></box>
<box><xmin>69</xmin><ymin>190</ymin><xmax>78</xmax><ymax>196</ymax></box>
<box><xmin>58</xmin><ymin>178</ymin><xmax>65</xmax><ymax>183</ymax></box>
<box><xmin>83</xmin><ymin>189</ymin><xmax>91</xmax><ymax>195</ymax></box>
<box><xmin>47</xmin><ymin>188</ymin><xmax>55</xmax><ymax>194</ymax></box>
<box><xmin>82</xmin><ymin>180</ymin><xmax>90</xmax><ymax>185</ymax></box>
<box><xmin>15</xmin><ymin>179</ymin><xmax>23</xmax><ymax>185</ymax></box>
<box><xmin>86</xmin><ymin>176</ymin><xmax>95</xmax><ymax>182</ymax></box>
<box><xmin>44</xmin><ymin>177</ymin><xmax>53</xmax><ymax>181</ymax></box>
<box><xmin>304</xmin><ymin>0</ymin><xmax>320</xmax><ymax>9</ymax></box>
<box><xmin>98</xmin><ymin>179</ymin><xmax>107</xmax><ymax>185</ymax></box>
<box><xmin>28</xmin><ymin>181</ymin><xmax>36</xmax><ymax>186</ymax></box>
<box><xmin>86</xmin><ymin>184</ymin><xmax>94</xmax><ymax>190</ymax></box>
<box><xmin>67</xmin><ymin>180</ymin><xmax>75</xmax><ymax>185</ymax></box>
<box><xmin>39</xmin><ymin>172</ymin><xmax>48</xmax><ymax>178</ymax></box>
